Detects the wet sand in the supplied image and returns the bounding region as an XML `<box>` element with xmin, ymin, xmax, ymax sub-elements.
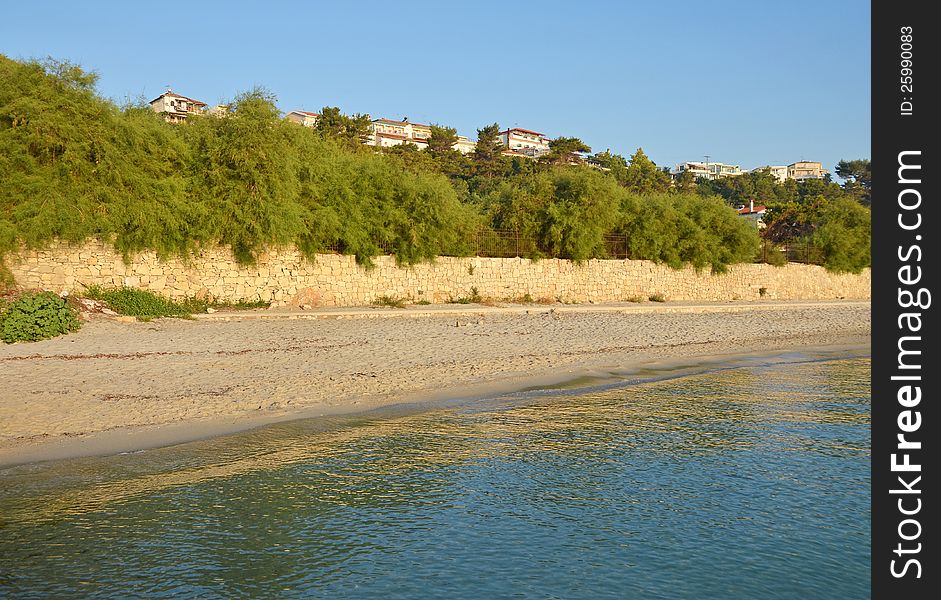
<box><xmin>0</xmin><ymin>300</ymin><xmax>870</xmax><ymax>466</ymax></box>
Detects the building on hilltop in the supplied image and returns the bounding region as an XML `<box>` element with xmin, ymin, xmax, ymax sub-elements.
<box><xmin>367</xmin><ymin>118</ymin><xmax>476</xmax><ymax>153</ymax></box>
<box><xmin>286</xmin><ymin>110</ymin><xmax>320</xmax><ymax>127</ymax></box>
<box><xmin>149</xmin><ymin>90</ymin><xmax>208</xmax><ymax>124</ymax></box>
<box><xmin>453</xmin><ymin>136</ymin><xmax>476</xmax><ymax>154</ymax></box>
<box><xmin>670</xmin><ymin>161</ymin><xmax>743</xmax><ymax>180</ymax></box>
<box><xmin>368</xmin><ymin>118</ymin><xmax>429</xmax><ymax>149</ymax></box>
<box><xmin>749</xmin><ymin>165</ymin><xmax>789</xmax><ymax>183</ymax></box>
<box><xmin>366</xmin><ymin>119</ymin><xmax>431</xmax><ymax>149</ymax></box>
<box><xmin>748</xmin><ymin>162</ymin><xmax>828</xmax><ymax>183</ymax></box>
<box><xmin>787</xmin><ymin>161</ymin><xmax>828</xmax><ymax>181</ymax></box>
<box><xmin>498</xmin><ymin>127</ymin><xmax>551</xmax><ymax>158</ymax></box>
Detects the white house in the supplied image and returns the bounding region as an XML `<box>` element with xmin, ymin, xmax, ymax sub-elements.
<box><xmin>749</xmin><ymin>162</ymin><xmax>828</xmax><ymax>183</ymax></box>
<box><xmin>368</xmin><ymin>118</ymin><xmax>476</xmax><ymax>153</ymax></box>
<box><xmin>368</xmin><ymin>118</ymin><xmax>427</xmax><ymax>148</ymax></box>
<box><xmin>286</xmin><ymin>110</ymin><xmax>320</xmax><ymax>127</ymax></box>
<box><xmin>454</xmin><ymin>135</ymin><xmax>476</xmax><ymax>154</ymax></box>
<box><xmin>149</xmin><ymin>91</ymin><xmax>208</xmax><ymax>124</ymax></box>
<box><xmin>737</xmin><ymin>201</ymin><xmax>767</xmax><ymax>229</ymax></box>
<box><xmin>498</xmin><ymin>127</ymin><xmax>551</xmax><ymax>157</ymax></box>
<box><xmin>750</xmin><ymin>165</ymin><xmax>789</xmax><ymax>183</ymax></box>
<box><xmin>671</xmin><ymin>161</ymin><xmax>743</xmax><ymax>180</ymax></box>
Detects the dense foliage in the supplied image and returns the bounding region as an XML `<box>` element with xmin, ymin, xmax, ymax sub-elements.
<box><xmin>0</xmin><ymin>291</ymin><xmax>80</xmax><ymax>343</ymax></box>
<box><xmin>83</xmin><ymin>286</ymin><xmax>193</xmax><ymax>320</ymax></box>
<box><xmin>1</xmin><ymin>55</ymin><xmax>868</xmax><ymax>277</ymax></box>
<box><xmin>618</xmin><ymin>193</ymin><xmax>759</xmax><ymax>273</ymax></box>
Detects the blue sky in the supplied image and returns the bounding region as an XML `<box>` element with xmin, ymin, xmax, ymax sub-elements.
<box><xmin>2</xmin><ymin>0</ymin><xmax>870</xmax><ymax>174</ymax></box>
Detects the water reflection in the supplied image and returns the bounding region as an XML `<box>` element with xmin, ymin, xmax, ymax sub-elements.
<box><xmin>0</xmin><ymin>357</ymin><xmax>870</xmax><ymax>599</ymax></box>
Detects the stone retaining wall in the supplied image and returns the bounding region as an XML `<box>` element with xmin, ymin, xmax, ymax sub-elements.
<box><xmin>7</xmin><ymin>240</ymin><xmax>871</xmax><ymax>306</ymax></box>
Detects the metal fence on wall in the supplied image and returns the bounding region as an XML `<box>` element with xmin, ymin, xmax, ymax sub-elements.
<box><xmin>758</xmin><ymin>240</ymin><xmax>820</xmax><ymax>265</ymax></box>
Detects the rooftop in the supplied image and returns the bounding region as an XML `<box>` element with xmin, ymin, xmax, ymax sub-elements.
<box><xmin>502</xmin><ymin>127</ymin><xmax>546</xmax><ymax>137</ymax></box>
<box><xmin>373</xmin><ymin>118</ymin><xmax>428</xmax><ymax>127</ymax></box>
<box><xmin>149</xmin><ymin>91</ymin><xmax>208</xmax><ymax>107</ymax></box>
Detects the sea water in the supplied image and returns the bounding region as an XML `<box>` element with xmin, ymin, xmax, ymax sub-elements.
<box><xmin>0</xmin><ymin>355</ymin><xmax>870</xmax><ymax>599</ymax></box>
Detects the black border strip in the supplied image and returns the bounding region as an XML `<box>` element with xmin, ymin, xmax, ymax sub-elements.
<box><xmin>872</xmin><ymin>1</ymin><xmax>936</xmax><ymax>596</ymax></box>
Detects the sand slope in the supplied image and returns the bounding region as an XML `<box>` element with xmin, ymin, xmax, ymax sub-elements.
<box><xmin>0</xmin><ymin>301</ymin><xmax>870</xmax><ymax>465</ymax></box>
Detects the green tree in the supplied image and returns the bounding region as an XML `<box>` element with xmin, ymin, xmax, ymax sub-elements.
<box><xmin>483</xmin><ymin>168</ymin><xmax>621</xmax><ymax>261</ymax></box>
<box><xmin>808</xmin><ymin>197</ymin><xmax>871</xmax><ymax>272</ymax></box>
<box><xmin>473</xmin><ymin>122</ymin><xmax>506</xmax><ymax>177</ymax></box>
<box><xmin>589</xmin><ymin>150</ymin><xmax>628</xmax><ymax>184</ymax></box>
<box><xmin>542</xmin><ymin>137</ymin><xmax>591</xmax><ymax>165</ymax></box>
<box><xmin>623</xmin><ymin>148</ymin><xmax>671</xmax><ymax>193</ymax></box>
<box><xmin>427</xmin><ymin>124</ymin><xmax>458</xmax><ymax>156</ymax></box>
<box><xmin>796</xmin><ymin>177</ymin><xmax>844</xmax><ymax>203</ymax></box>
<box><xmin>761</xmin><ymin>199</ymin><xmax>820</xmax><ymax>245</ymax></box>
<box><xmin>381</xmin><ymin>141</ymin><xmax>437</xmax><ymax>174</ymax></box>
<box><xmin>617</xmin><ymin>193</ymin><xmax>758</xmax><ymax>273</ymax></box>
<box><xmin>0</xmin><ymin>55</ymin><xmax>197</xmax><ymax>266</ymax></box>
<box><xmin>187</xmin><ymin>89</ymin><xmax>308</xmax><ymax>263</ymax></box>
<box><xmin>707</xmin><ymin>168</ymin><xmax>779</xmax><ymax>207</ymax></box>
<box><xmin>836</xmin><ymin>159</ymin><xmax>871</xmax><ymax>205</ymax></box>
<box><xmin>673</xmin><ymin>170</ymin><xmax>697</xmax><ymax>193</ymax></box>
<box><xmin>314</xmin><ymin>106</ymin><xmax>371</xmax><ymax>148</ymax></box>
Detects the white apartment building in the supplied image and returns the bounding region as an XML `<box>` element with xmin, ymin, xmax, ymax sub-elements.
<box><xmin>368</xmin><ymin>118</ymin><xmax>428</xmax><ymax>148</ymax></box>
<box><xmin>671</xmin><ymin>161</ymin><xmax>743</xmax><ymax>180</ymax></box>
<box><xmin>498</xmin><ymin>127</ymin><xmax>551</xmax><ymax>157</ymax></box>
<box><xmin>368</xmin><ymin>118</ymin><xmax>477</xmax><ymax>153</ymax></box>
<box><xmin>749</xmin><ymin>165</ymin><xmax>789</xmax><ymax>183</ymax></box>
<box><xmin>749</xmin><ymin>162</ymin><xmax>828</xmax><ymax>182</ymax></box>
<box><xmin>286</xmin><ymin>110</ymin><xmax>320</xmax><ymax>127</ymax></box>
<box><xmin>454</xmin><ymin>136</ymin><xmax>476</xmax><ymax>155</ymax></box>
<box><xmin>787</xmin><ymin>161</ymin><xmax>828</xmax><ymax>181</ymax></box>
<box><xmin>149</xmin><ymin>91</ymin><xmax>207</xmax><ymax>123</ymax></box>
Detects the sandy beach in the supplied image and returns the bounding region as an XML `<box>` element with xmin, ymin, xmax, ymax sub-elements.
<box><xmin>0</xmin><ymin>300</ymin><xmax>870</xmax><ymax>466</ymax></box>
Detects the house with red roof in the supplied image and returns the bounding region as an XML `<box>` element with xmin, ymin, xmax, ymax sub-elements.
<box><xmin>737</xmin><ymin>202</ymin><xmax>767</xmax><ymax>229</ymax></box>
<box><xmin>367</xmin><ymin>118</ymin><xmax>429</xmax><ymax>149</ymax></box>
<box><xmin>367</xmin><ymin>118</ymin><xmax>476</xmax><ymax>153</ymax></box>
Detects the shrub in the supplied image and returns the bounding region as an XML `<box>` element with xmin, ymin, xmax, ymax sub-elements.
<box><xmin>807</xmin><ymin>198</ymin><xmax>871</xmax><ymax>273</ymax></box>
<box><xmin>482</xmin><ymin>168</ymin><xmax>621</xmax><ymax>262</ymax></box>
<box><xmin>618</xmin><ymin>193</ymin><xmax>760</xmax><ymax>273</ymax></box>
<box><xmin>450</xmin><ymin>287</ymin><xmax>483</xmax><ymax>304</ymax></box>
<box><xmin>762</xmin><ymin>197</ymin><xmax>871</xmax><ymax>272</ymax></box>
<box><xmin>0</xmin><ymin>292</ymin><xmax>81</xmax><ymax>343</ymax></box>
<box><xmin>648</xmin><ymin>293</ymin><xmax>666</xmax><ymax>302</ymax></box>
<box><xmin>83</xmin><ymin>286</ymin><xmax>191</xmax><ymax>320</ymax></box>
<box><xmin>373</xmin><ymin>295</ymin><xmax>407</xmax><ymax>308</ymax></box>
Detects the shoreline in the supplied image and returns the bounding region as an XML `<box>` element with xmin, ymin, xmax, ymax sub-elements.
<box><xmin>0</xmin><ymin>300</ymin><xmax>871</xmax><ymax>468</ymax></box>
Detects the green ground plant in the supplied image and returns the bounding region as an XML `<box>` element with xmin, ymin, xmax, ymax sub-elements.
<box><xmin>373</xmin><ymin>295</ymin><xmax>407</xmax><ymax>308</ymax></box>
<box><xmin>83</xmin><ymin>286</ymin><xmax>192</xmax><ymax>320</ymax></box>
<box><xmin>179</xmin><ymin>296</ymin><xmax>271</xmax><ymax>313</ymax></box>
<box><xmin>450</xmin><ymin>287</ymin><xmax>482</xmax><ymax>304</ymax></box>
<box><xmin>0</xmin><ymin>291</ymin><xmax>81</xmax><ymax>343</ymax></box>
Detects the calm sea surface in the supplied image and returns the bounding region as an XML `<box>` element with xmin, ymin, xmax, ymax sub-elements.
<box><xmin>0</xmin><ymin>354</ymin><xmax>870</xmax><ymax>599</ymax></box>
